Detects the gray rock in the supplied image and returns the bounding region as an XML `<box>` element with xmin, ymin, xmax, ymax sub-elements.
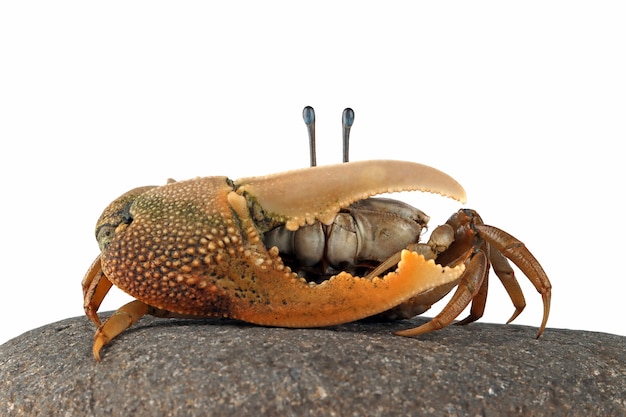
<box><xmin>1</xmin><ymin>314</ymin><xmax>624</xmax><ymax>417</ymax></box>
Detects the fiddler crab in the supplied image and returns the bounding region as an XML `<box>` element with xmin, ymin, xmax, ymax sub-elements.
<box><xmin>83</xmin><ymin>107</ymin><xmax>552</xmax><ymax>361</ymax></box>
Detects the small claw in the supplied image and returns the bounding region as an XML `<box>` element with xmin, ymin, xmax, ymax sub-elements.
<box><xmin>235</xmin><ymin>160</ymin><xmax>466</xmax><ymax>231</ymax></box>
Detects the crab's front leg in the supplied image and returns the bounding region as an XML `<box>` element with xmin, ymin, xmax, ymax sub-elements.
<box><xmin>82</xmin><ymin>255</ymin><xmax>148</xmax><ymax>360</ymax></box>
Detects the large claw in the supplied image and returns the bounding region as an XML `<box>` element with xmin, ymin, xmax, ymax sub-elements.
<box><xmin>235</xmin><ymin>160</ymin><xmax>467</xmax><ymax>231</ymax></box>
<box><xmin>228</xmin><ymin>160</ymin><xmax>467</xmax><ymax>326</ymax></box>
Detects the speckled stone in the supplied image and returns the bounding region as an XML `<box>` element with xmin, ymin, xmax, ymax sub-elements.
<box><xmin>1</xmin><ymin>315</ymin><xmax>624</xmax><ymax>417</ymax></box>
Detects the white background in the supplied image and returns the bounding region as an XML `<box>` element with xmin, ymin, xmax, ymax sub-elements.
<box><xmin>1</xmin><ymin>2</ymin><xmax>624</xmax><ymax>345</ymax></box>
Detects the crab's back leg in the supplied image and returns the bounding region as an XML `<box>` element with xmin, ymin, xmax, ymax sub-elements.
<box><xmin>487</xmin><ymin>244</ymin><xmax>526</xmax><ymax>324</ymax></box>
<box><xmin>474</xmin><ymin>224</ymin><xmax>551</xmax><ymax>337</ymax></box>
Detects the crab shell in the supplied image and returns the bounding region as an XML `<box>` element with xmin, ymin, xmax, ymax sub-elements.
<box><xmin>94</xmin><ymin>160</ymin><xmax>467</xmax><ymax>328</ymax></box>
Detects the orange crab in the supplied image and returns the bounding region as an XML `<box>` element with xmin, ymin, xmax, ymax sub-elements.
<box><xmin>82</xmin><ymin>107</ymin><xmax>551</xmax><ymax>361</ymax></box>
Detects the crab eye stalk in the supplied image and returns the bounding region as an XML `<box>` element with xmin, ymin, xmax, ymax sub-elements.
<box><xmin>302</xmin><ymin>106</ymin><xmax>316</xmax><ymax>167</ymax></box>
<box><xmin>342</xmin><ymin>108</ymin><xmax>354</xmax><ymax>163</ymax></box>
<box><xmin>303</xmin><ymin>106</ymin><xmax>356</xmax><ymax>165</ymax></box>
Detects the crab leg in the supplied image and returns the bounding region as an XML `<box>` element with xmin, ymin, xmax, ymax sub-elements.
<box><xmin>93</xmin><ymin>301</ymin><xmax>209</xmax><ymax>361</ymax></box>
<box><xmin>455</xmin><ymin>255</ymin><xmax>490</xmax><ymax>326</ymax></box>
<box><xmin>474</xmin><ymin>224</ymin><xmax>552</xmax><ymax>337</ymax></box>
<box><xmin>487</xmin><ymin>244</ymin><xmax>527</xmax><ymax>324</ymax></box>
<box><xmin>92</xmin><ymin>300</ymin><xmax>149</xmax><ymax>361</ymax></box>
<box><xmin>395</xmin><ymin>251</ymin><xmax>488</xmax><ymax>337</ymax></box>
<box><xmin>81</xmin><ymin>255</ymin><xmax>111</xmax><ymax>327</ymax></box>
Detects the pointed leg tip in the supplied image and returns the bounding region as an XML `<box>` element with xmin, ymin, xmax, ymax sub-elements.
<box><xmin>394</xmin><ymin>327</ymin><xmax>425</xmax><ymax>338</ymax></box>
<box><xmin>455</xmin><ymin>314</ymin><xmax>480</xmax><ymax>326</ymax></box>
<box><xmin>535</xmin><ymin>322</ymin><xmax>547</xmax><ymax>339</ymax></box>
<box><xmin>505</xmin><ymin>307</ymin><xmax>524</xmax><ymax>325</ymax></box>
<box><xmin>536</xmin><ymin>312</ymin><xmax>549</xmax><ymax>339</ymax></box>
<box><xmin>93</xmin><ymin>337</ymin><xmax>104</xmax><ymax>362</ymax></box>
<box><xmin>535</xmin><ymin>288</ymin><xmax>551</xmax><ymax>339</ymax></box>
<box><xmin>395</xmin><ymin>319</ymin><xmax>443</xmax><ymax>337</ymax></box>
<box><xmin>84</xmin><ymin>307</ymin><xmax>102</xmax><ymax>328</ymax></box>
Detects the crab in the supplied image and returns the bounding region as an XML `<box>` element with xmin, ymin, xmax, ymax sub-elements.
<box><xmin>82</xmin><ymin>107</ymin><xmax>552</xmax><ymax>361</ymax></box>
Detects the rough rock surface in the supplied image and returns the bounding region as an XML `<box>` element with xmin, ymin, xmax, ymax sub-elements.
<box><xmin>1</xmin><ymin>314</ymin><xmax>624</xmax><ymax>417</ymax></box>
